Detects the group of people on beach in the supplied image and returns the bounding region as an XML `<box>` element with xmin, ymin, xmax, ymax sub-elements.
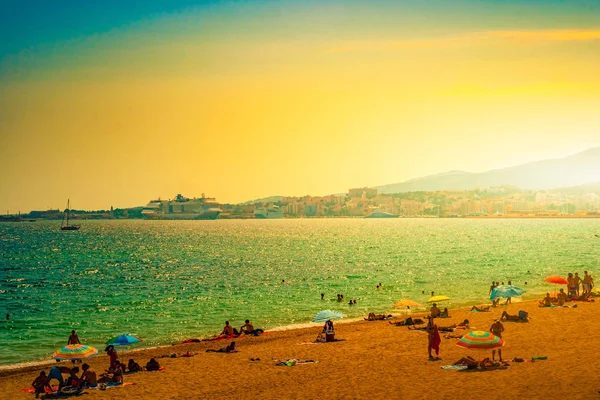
<box><xmin>218</xmin><ymin>320</ymin><xmax>264</xmax><ymax>338</ymax></box>
<box><xmin>567</xmin><ymin>271</ymin><xmax>594</xmax><ymax>296</ymax></box>
<box><xmin>31</xmin><ymin>330</ymin><xmax>161</xmax><ymax>398</ymax></box>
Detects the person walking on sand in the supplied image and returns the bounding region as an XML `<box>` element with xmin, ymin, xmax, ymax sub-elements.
<box><xmin>426</xmin><ymin>316</ymin><xmax>441</xmax><ymax>361</ymax></box>
<box><xmin>68</xmin><ymin>330</ymin><xmax>81</xmax><ymax>345</ymax></box>
<box><xmin>490</xmin><ymin>320</ymin><xmax>504</xmax><ymax>361</ymax></box>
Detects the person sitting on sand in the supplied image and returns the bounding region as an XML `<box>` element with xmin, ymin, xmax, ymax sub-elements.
<box><xmin>63</xmin><ymin>367</ymin><xmax>80</xmax><ymax>388</ymax></box>
<box><xmin>68</xmin><ymin>330</ymin><xmax>81</xmax><ymax>345</ymax></box>
<box><xmin>557</xmin><ymin>288</ymin><xmax>568</xmax><ymax>306</ymax></box>
<box><xmin>239</xmin><ymin>320</ymin><xmax>264</xmax><ymax>336</ymax></box>
<box><xmin>220</xmin><ymin>321</ymin><xmax>238</xmax><ymax>337</ymax></box>
<box><xmin>127</xmin><ymin>359</ymin><xmax>143</xmax><ymax>372</ymax></box>
<box><xmin>470</xmin><ymin>305</ymin><xmax>490</xmax><ymax>312</ymax></box>
<box><xmin>439</xmin><ymin>308</ymin><xmax>449</xmax><ymax>318</ymax></box>
<box><xmin>571</xmin><ymin>292</ymin><xmax>593</xmax><ymax>302</ymax></box>
<box><xmin>500</xmin><ymin>310</ymin><xmax>529</xmax><ymax>322</ymax></box>
<box><xmin>540</xmin><ymin>292</ymin><xmax>553</xmax><ymax>307</ymax></box>
<box><xmin>323</xmin><ymin>320</ymin><xmax>335</xmax><ymax>342</ymax></box>
<box><xmin>429</xmin><ymin>303</ymin><xmax>440</xmax><ymax>318</ymax></box>
<box><xmin>80</xmin><ymin>364</ymin><xmax>97</xmax><ymax>387</ymax></box>
<box><xmin>146</xmin><ymin>358</ymin><xmax>160</xmax><ymax>371</ymax></box>
<box><xmin>32</xmin><ymin>371</ymin><xmax>53</xmax><ymax>398</ymax></box>
<box><xmin>207</xmin><ymin>341</ymin><xmax>237</xmax><ymax>353</ymax></box>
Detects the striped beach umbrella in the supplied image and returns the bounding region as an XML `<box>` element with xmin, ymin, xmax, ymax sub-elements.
<box><xmin>490</xmin><ymin>285</ymin><xmax>525</xmax><ymax>300</ymax></box>
<box><xmin>52</xmin><ymin>344</ymin><xmax>98</xmax><ymax>360</ymax></box>
<box><xmin>106</xmin><ymin>334</ymin><xmax>142</xmax><ymax>347</ymax></box>
<box><xmin>312</xmin><ymin>310</ymin><xmax>347</xmax><ymax>323</ymax></box>
<box><xmin>427</xmin><ymin>295</ymin><xmax>450</xmax><ymax>303</ymax></box>
<box><xmin>456</xmin><ymin>331</ymin><xmax>504</xmax><ymax>350</ymax></box>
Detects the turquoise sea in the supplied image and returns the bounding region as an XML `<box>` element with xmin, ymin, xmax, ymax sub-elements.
<box><xmin>1</xmin><ymin>219</ymin><xmax>599</xmax><ymax>366</ymax></box>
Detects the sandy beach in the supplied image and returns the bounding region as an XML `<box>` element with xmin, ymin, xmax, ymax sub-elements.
<box><xmin>2</xmin><ymin>298</ymin><xmax>599</xmax><ymax>400</ymax></box>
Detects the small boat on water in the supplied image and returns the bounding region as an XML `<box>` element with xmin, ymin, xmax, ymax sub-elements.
<box><xmin>60</xmin><ymin>199</ymin><xmax>80</xmax><ymax>231</ymax></box>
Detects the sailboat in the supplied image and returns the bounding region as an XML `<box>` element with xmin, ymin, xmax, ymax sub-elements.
<box><xmin>60</xmin><ymin>199</ymin><xmax>80</xmax><ymax>231</ymax></box>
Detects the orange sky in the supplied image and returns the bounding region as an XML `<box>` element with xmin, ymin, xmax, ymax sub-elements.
<box><xmin>1</xmin><ymin>1</ymin><xmax>600</xmax><ymax>211</ymax></box>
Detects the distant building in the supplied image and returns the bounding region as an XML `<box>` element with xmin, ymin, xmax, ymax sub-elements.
<box><xmin>348</xmin><ymin>187</ymin><xmax>377</xmax><ymax>199</ymax></box>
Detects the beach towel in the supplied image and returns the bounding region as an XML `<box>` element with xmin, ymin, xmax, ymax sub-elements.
<box><xmin>441</xmin><ymin>365</ymin><xmax>468</xmax><ymax>371</ymax></box>
<box><xmin>88</xmin><ymin>382</ymin><xmax>137</xmax><ymax>390</ymax></box>
<box><xmin>21</xmin><ymin>385</ymin><xmax>59</xmax><ymax>393</ymax></box>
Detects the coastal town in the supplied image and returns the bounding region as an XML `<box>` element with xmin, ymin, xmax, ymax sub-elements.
<box><xmin>4</xmin><ymin>185</ymin><xmax>600</xmax><ymax>221</ymax></box>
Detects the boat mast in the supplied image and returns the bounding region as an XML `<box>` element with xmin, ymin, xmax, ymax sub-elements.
<box><xmin>66</xmin><ymin>199</ymin><xmax>70</xmax><ymax>226</ymax></box>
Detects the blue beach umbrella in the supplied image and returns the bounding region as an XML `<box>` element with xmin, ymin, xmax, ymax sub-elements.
<box><xmin>490</xmin><ymin>285</ymin><xmax>526</xmax><ymax>300</ymax></box>
<box><xmin>106</xmin><ymin>334</ymin><xmax>142</xmax><ymax>347</ymax></box>
<box><xmin>312</xmin><ymin>310</ymin><xmax>347</xmax><ymax>323</ymax></box>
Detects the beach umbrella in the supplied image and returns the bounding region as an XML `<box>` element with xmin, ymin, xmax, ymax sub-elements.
<box><xmin>427</xmin><ymin>295</ymin><xmax>450</xmax><ymax>303</ymax></box>
<box><xmin>106</xmin><ymin>334</ymin><xmax>142</xmax><ymax>347</ymax></box>
<box><xmin>544</xmin><ymin>276</ymin><xmax>569</xmax><ymax>295</ymax></box>
<box><xmin>490</xmin><ymin>285</ymin><xmax>525</xmax><ymax>300</ymax></box>
<box><xmin>312</xmin><ymin>310</ymin><xmax>347</xmax><ymax>323</ymax></box>
<box><xmin>393</xmin><ymin>299</ymin><xmax>423</xmax><ymax>308</ymax></box>
<box><xmin>52</xmin><ymin>344</ymin><xmax>98</xmax><ymax>361</ymax></box>
<box><xmin>456</xmin><ymin>331</ymin><xmax>504</xmax><ymax>350</ymax></box>
<box><xmin>544</xmin><ymin>276</ymin><xmax>568</xmax><ymax>285</ymax></box>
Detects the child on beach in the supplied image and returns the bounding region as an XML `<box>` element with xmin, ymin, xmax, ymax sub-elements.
<box><xmin>32</xmin><ymin>371</ymin><xmax>53</xmax><ymax>398</ymax></box>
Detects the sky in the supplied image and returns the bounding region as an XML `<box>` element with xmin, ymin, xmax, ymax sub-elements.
<box><xmin>1</xmin><ymin>0</ymin><xmax>600</xmax><ymax>211</ymax></box>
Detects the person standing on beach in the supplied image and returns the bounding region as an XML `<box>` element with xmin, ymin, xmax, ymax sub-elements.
<box><xmin>573</xmin><ymin>273</ymin><xmax>582</xmax><ymax>296</ymax></box>
<box><xmin>426</xmin><ymin>317</ymin><xmax>441</xmax><ymax>360</ymax></box>
<box><xmin>105</xmin><ymin>345</ymin><xmax>118</xmax><ymax>369</ymax></box>
<box><xmin>488</xmin><ymin>281</ymin><xmax>496</xmax><ymax>295</ymax></box>
<box><xmin>505</xmin><ymin>280</ymin><xmax>513</xmax><ymax>305</ymax></box>
<box><xmin>583</xmin><ymin>271</ymin><xmax>594</xmax><ymax>294</ymax></box>
<box><xmin>490</xmin><ymin>320</ymin><xmax>504</xmax><ymax>362</ymax></box>
<box><xmin>68</xmin><ymin>330</ymin><xmax>81</xmax><ymax>345</ymax></box>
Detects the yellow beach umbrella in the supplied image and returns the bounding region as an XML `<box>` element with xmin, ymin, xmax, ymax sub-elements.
<box><xmin>393</xmin><ymin>299</ymin><xmax>423</xmax><ymax>308</ymax></box>
<box><xmin>427</xmin><ymin>295</ymin><xmax>450</xmax><ymax>303</ymax></box>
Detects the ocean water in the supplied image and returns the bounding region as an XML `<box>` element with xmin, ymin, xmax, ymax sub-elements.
<box><xmin>1</xmin><ymin>218</ymin><xmax>599</xmax><ymax>366</ymax></box>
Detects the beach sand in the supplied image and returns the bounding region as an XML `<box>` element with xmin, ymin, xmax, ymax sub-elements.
<box><xmin>2</xmin><ymin>299</ymin><xmax>599</xmax><ymax>400</ymax></box>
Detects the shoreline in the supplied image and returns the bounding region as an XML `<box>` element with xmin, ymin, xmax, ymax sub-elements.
<box><xmin>0</xmin><ymin>297</ymin><xmax>539</xmax><ymax>373</ymax></box>
<box><xmin>4</xmin><ymin>297</ymin><xmax>600</xmax><ymax>399</ymax></box>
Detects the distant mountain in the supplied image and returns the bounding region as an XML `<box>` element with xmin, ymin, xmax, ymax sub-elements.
<box><xmin>375</xmin><ymin>147</ymin><xmax>600</xmax><ymax>193</ymax></box>
<box><xmin>240</xmin><ymin>196</ymin><xmax>284</xmax><ymax>205</ymax></box>
<box><xmin>551</xmin><ymin>181</ymin><xmax>600</xmax><ymax>195</ymax></box>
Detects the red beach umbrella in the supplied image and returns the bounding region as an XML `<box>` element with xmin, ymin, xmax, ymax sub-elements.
<box><xmin>544</xmin><ymin>276</ymin><xmax>569</xmax><ymax>296</ymax></box>
<box><xmin>544</xmin><ymin>276</ymin><xmax>568</xmax><ymax>285</ymax></box>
